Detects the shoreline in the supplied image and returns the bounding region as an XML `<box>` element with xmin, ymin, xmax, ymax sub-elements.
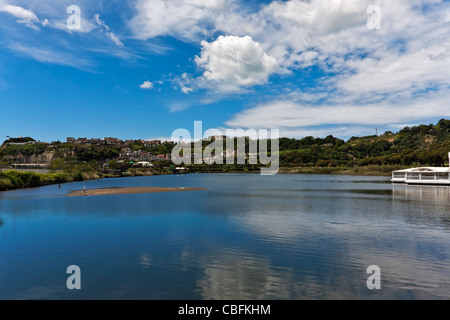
<box><xmin>0</xmin><ymin>166</ymin><xmax>402</xmax><ymax>193</ymax></box>
<box><xmin>277</xmin><ymin>167</ymin><xmax>395</xmax><ymax>176</ymax></box>
<box><xmin>67</xmin><ymin>187</ymin><xmax>206</xmax><ymax>197</ymax></box>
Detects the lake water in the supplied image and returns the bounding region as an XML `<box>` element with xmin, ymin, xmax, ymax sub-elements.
<box><xmin>0</xmin><ymin>173</ymin><xmax>449</xmax><ymax>300</ymax></box>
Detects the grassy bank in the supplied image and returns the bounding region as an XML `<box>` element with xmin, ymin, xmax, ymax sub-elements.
<box><xmin>186</xmin><ymin>164</ymin><xmax>405</xmax><ymax>176</ymax></box>
<box><xmin>0</xmin><ymin>170</ymin><xmax>102</xmax><ymax>191</ymax></box>
<box><xmin>122</xmin><ymin>168</ymin><xmax>172</xmax><ymax>177</ymax></box>
<box><xmin>185</xmin><ymin>164</ymin><xmax>262</xmax><ymax>173</ymax></box>
<box><xmin>0</xmin><ymin>168</ymin><xmax>174</xmax><ymax>192</ymax></box>
<box><xmin>0</xmin><ymin>165</ymin><xmax>404</xmax><ymax>192</ymax></box>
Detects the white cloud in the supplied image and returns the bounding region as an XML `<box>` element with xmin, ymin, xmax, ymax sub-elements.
<box><xmin>185</xmin><ymin>0</ymin><xmax>225</xmax><ymax>9</ymax></box>
<box><xmin>0</xmin><ymin>4</ymin><xmax>37</xmax><ymax>21</ymax></box>
<box><xmin>139</xmin><ymin>81</ymin><xmax>154</xmax><ymax>89</ymax></box>
<box><xmin>129</xmin><ymin>0</ymin><xmax>226</xmax><ymax>41</ymax></box>
<box><xmin>337</xmin><ymin>50</ymin><xmax>450</xmax><ymax>97</ymax></box>
<box><xmin>181</xmin><ymin>86</ymin><xmax>193</xmax><ymax>94</ymax></box>
<box><xmin>47</xmin><ymin>16</ymin><xmax>96</xmax><ymax>34</ymax></box>
<box><xmin>107</xmin><ymin>32</ymin><xmax>124</xmax><ymax>47</ymax></box>
<box><xmin>94</xmin><ymin>14</ymin><xmax>124</xmax><ymax>47</ymax></box>
<box><xmin>4</xmin><ymin>0</ymin><xmax>99</xmax><ymax>32</ymax></box>
<box><xmin>144</xmin><ymin>136</ymin><xmax>175</xmax><ymax>143</ymax></box>
<box><xmin>168</xmin><ymin>101</ymin><xmax>191</xmax><ymax>112</ymax></box>
<box><xmin>7</xmin><ymin>42</ymin><xmax>93</xmax><ymax>70</ymax></box>
<box><xmin>225</xmin><ymin>88</ymin><xmax>450</xmax><ymax>138</ymax></box>
<box><xmin>193</xmin><ymin>35</ymin><xmax>280</xmax><ymax>92</ymax></box>
<box><xmin>0</xmin><ymin>4</ymin><xmax>40</xmax><ymax>29</ymax></box>
<box><xmin>262</xmin><ymin>0</ymin><xmax>370</xmax><ymax>35</ymax></box>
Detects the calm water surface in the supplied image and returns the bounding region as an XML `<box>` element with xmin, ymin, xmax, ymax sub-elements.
<box><xmin>0</xmin><ymin>174</ymin><xmax>449</xmax><ymax>299</ymax></box>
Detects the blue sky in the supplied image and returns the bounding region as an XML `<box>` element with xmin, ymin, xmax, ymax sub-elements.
<box><xmin>1</xmin><ymin>0</ymin><xmax>450</xmax><ymax>142</ymax></box>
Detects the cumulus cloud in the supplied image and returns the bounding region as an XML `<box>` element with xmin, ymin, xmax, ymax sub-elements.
<box><xmin>129</xmin><ymin>0</ymin><xmax>227</xmax><ymax>41</ymax></box>
<box><xmin>193</xmin><ymin>35</ymin><xmax>280</xmax><ymax>92</ymax></box>
<box><xmin>177</xmin><ymin>0</ymin><xmax>450</xmax><ymax>137</ymax></box>
<box><xmin>336</xmin><ymin>48</ymin><xmax>450</xmax><ymax>98</ymax></box>
<box><xmin>139</xmin><ymin>81</ymin><xmax>154</xmax><ymax>89</ymax></box>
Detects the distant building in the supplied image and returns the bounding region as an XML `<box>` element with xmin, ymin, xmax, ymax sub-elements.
<box><xmin>140</xmin><ymin>151</ymin><xmax>150</xmax><ymax>161</ymax></box>
<box><xmin>144</xmin><ymin>140</ymin><xmax>162</xmax><ymax>148</ymax></box>
<box><xmin>155</xmin><ymin>154</ymin><xmax>171</xmax><ymax>161</ymax></box>
<box><xmin>103</xmin><ymin>137</ymin><xmax>123</xmax><ymax>145</ymax></box>
<box><xmin>67</xmin><ymin>137</ymin><xmax>75</xmax><ymax>143</ymax></box>
<box><xmin>75</xmin><ymin>138</ymin><xmax>88</xmax><ymax>144</ymax></box>
<box><xmin>88</xmin><ymin>138</ymin><xmax>102</xmax><ymax>144</ymax></box>
<box><xmin>135</xmin><ymin>161</ymin><xmax>154</xmax><ymax>167</ymax></box>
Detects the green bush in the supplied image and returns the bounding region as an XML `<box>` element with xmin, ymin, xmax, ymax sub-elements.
<box><xmin>0</xmin><ymin>170</ymin><xmax>103</xmax><ymax>191</ymax></box>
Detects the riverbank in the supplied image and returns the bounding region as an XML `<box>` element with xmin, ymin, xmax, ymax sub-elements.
<box><xmin>186</xmin><ymin>164</ymin><xmax>405</xmax><ymax>176</ymax></box>
<box><xmin>0</xmin><ymin>168</ymin><xmax>172</xmax><ymax>192</ymax></box>
<box><xmin>0</xmin><ymin>170</ymin><xmax>102</xmax><ymax>192</ymax></box>
<box><xmin>278</xmin><ymin>165</ymin><xmax>405</xmax><ymax>176</ymax></box>
<box><xmin>0</xmin><ymin>165</ymin><xmax>404</xmax><ymax>192</ymax></box>
<box><xmin>68</xmin><ymin>187</ymin><xmax>206</xmax><ymax>197</ymax></box>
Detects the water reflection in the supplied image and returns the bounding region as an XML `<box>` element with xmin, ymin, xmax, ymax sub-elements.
<box><xmin>138</xmin><ymin>253</ymin><xmax>152</xmax><ymax>269</ymax></box>
<box><xmin>1</xmin><ymin>174</ymin><xmax>450</xmax><ymax>299</ymax></box>
<box><xmin>197</xmin><ymin>248</ymin><xmax>294</xmax><ymax>300</ymax></box>
<box><xmin>393</xmin><ymin>185</ymin><xmax>450</xmax><ymax>204</ymax></box>
<box><xmin>11</xmin><ymin>283</ymin><xmax>77</xmax><ymax>300</ymax></box>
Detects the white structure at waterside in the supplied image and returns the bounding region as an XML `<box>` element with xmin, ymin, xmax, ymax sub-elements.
<box><xmin>391</xmin><ymin>153</ymin><xmax>450</xmax><ymax>185</ymax></box>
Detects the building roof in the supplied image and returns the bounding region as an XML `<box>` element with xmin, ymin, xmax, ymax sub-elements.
<box><xmin>393</xmin><ymin>167</ymin><xmax>450</xmax><ymax>173</ymax></box>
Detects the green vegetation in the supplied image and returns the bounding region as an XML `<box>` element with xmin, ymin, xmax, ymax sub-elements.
<box><xmin>2</xmin><ymin>137</ymin><xmax>35</xmax><ymax>145</ymax></box>
<box><xmin>186</xmin><ymin>163</ymin><xmax>262</xmax><ymax>173</ymax></box>
<box><xmin>278</xmin><ymin>119</ymin><xmax>450</xmax><ymax>168</ymax></box>
<box><xmin>0</xmin><ymin>143</ymin><xmax>47</xmax><ymax>157</ymax></box>
<box><xmin>0</xmin><ymin>170</ymin><xmax>101</xmax><ymax>191</ymax></box>
<box><xmin>128</xmin><ymin>141</ymin><xmax>175</xmax><ymax>154</ymax></box>
<box><xmin>177</xmin><ymin>119</ymin><xmax>450</xmax><ymax>170</ymax></box>
<box><xmin>49</xmin><ymin>159</ymin><xmax>99</xmax><ymax>172</ymax></box>
<box><xmin>73</xmin><ymin>145</ymin><xmax>121</xmax><ymax>162</ymax></box>
<box><xmin>123</xmin><ymin>167</ymin><xmax>172</xmax><ymax>177</ymax></box>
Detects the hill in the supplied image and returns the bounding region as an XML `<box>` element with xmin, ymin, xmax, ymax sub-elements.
<box><xmin>279</xmin><ymin>119</ymin><xmax>450</xmax><ymax>167</ymax></box>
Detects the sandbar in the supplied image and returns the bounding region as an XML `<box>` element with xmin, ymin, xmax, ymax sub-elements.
<box><xmin>68</xmin><ymin>187</ymin><xmax>206</xmax><ymax>197</ymax></box>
